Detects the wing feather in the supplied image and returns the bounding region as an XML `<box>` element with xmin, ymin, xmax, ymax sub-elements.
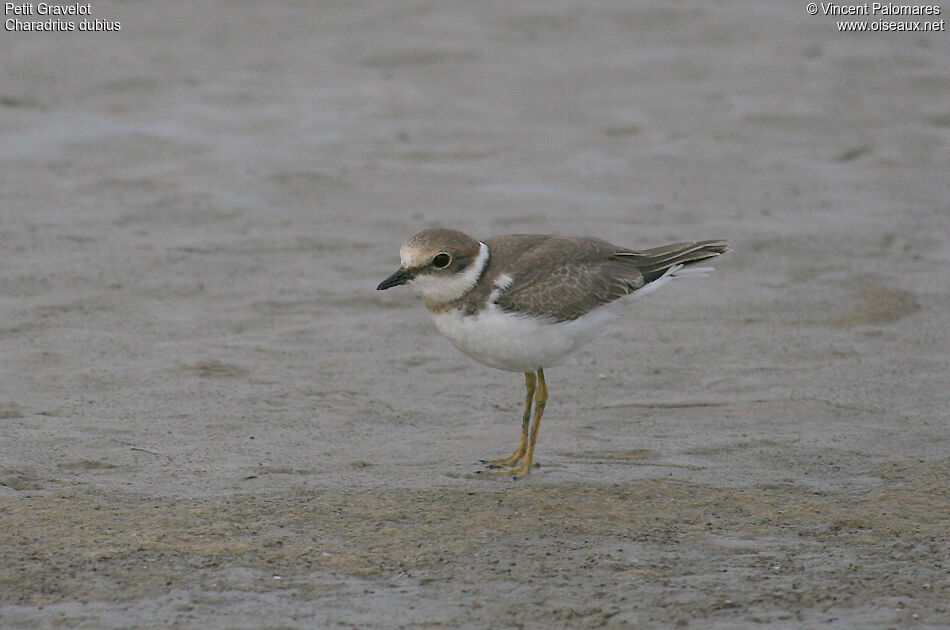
<box><xmin>493</xmin><ymin>238</ymin><xmax>729</xmax><ymax>321</ymax></box>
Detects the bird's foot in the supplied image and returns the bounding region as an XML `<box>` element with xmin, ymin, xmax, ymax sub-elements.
<box><xmin>481</xmin><ymin>451</ymin><xmax>525</xmax><ymax>468</ymax></box>
<box><xmin>487</xmin><ymin>460</ymin><xmax>538</xmax><ymax>477</ymax></box>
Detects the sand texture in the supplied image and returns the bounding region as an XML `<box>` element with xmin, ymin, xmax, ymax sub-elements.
<box><xmin>1</xmin><ymin>1</ymin><xmax>948</xmax><ymax>628</ymax></box>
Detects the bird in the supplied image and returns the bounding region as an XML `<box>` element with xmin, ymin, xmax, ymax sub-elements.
<box><xmin>377</xmin><ymin>227</ymin><xmax>729</xmax><ymax>475</ymax></box>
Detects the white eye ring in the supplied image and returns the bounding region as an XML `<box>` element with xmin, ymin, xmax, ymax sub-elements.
<box><xmin>432</xmin><ymin>252</ymin><xmax>452</xmax><ymax>269</ymax></box>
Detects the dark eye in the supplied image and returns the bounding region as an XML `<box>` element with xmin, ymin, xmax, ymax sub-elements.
<box><xmin>432</xmin><ymin>253</ymin><xmax>452</xmax><ymax>269</ymax></box>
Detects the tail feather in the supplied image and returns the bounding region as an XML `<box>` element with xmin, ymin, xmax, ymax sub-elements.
<box><xmin>616</xmin><ymin>240</ymin><xmax>730</xmax><ymax>284</ymax></box>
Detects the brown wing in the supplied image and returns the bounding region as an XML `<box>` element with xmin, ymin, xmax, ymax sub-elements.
<box><xmin>494</xmin><ymin>238</ymin><xmax>729</xmax><ymax>322</ymax></box>
<box><xmin>492</xmin><ymin>237</ymin><xmax>645</xmax><ymax>321</ymax></box>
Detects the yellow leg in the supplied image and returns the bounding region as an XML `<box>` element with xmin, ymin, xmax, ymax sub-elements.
<box><xmin>484</xmin><ymin>372</ymin><xmax>536</xmax><ymax>467</ymax></box>
<box><xmin>499</xmin><ymin>368</ymin><xmax>547</xmax><ymax>476</ymax></box>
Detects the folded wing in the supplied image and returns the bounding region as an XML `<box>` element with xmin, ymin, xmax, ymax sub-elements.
<box><xmin>494</xmin><ymin>238</ymin><xmax>729</xmax><ymax>322</ymax></box>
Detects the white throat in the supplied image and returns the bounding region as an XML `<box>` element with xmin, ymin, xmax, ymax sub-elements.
<box><xmin>409</xmin><ymin>242</ymin><xmax>489</xmax><ymax>305</ymax></box>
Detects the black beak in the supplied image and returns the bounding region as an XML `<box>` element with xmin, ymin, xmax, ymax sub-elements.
<box><xmin>377</xmin><ymin>268</ymin><xmax>413</xmax><ymax>290</ymax></box>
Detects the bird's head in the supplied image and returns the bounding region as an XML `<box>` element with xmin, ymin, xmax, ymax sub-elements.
<box><xmin>377</xmin><ymin>228</ymin><xmax>489</xmax><ymax>305</ymax></box>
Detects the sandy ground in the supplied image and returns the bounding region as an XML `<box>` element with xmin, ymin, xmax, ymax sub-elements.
<box><xmin>2</xmin><ymin>1</ymin><xmax>949</xmax><ymax>628</ymax></box>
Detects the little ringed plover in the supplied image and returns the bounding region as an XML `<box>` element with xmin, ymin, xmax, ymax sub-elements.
<box><xmin>377</xmin><ymin>227</ymin><xmax>729</xmax><ymax>475</ymax></box>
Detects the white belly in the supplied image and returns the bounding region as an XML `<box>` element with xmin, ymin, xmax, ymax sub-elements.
<box><xmin>430</xmin><ymin>305</ymin><xmax>615</xmax><ymax>372</ymax></box>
